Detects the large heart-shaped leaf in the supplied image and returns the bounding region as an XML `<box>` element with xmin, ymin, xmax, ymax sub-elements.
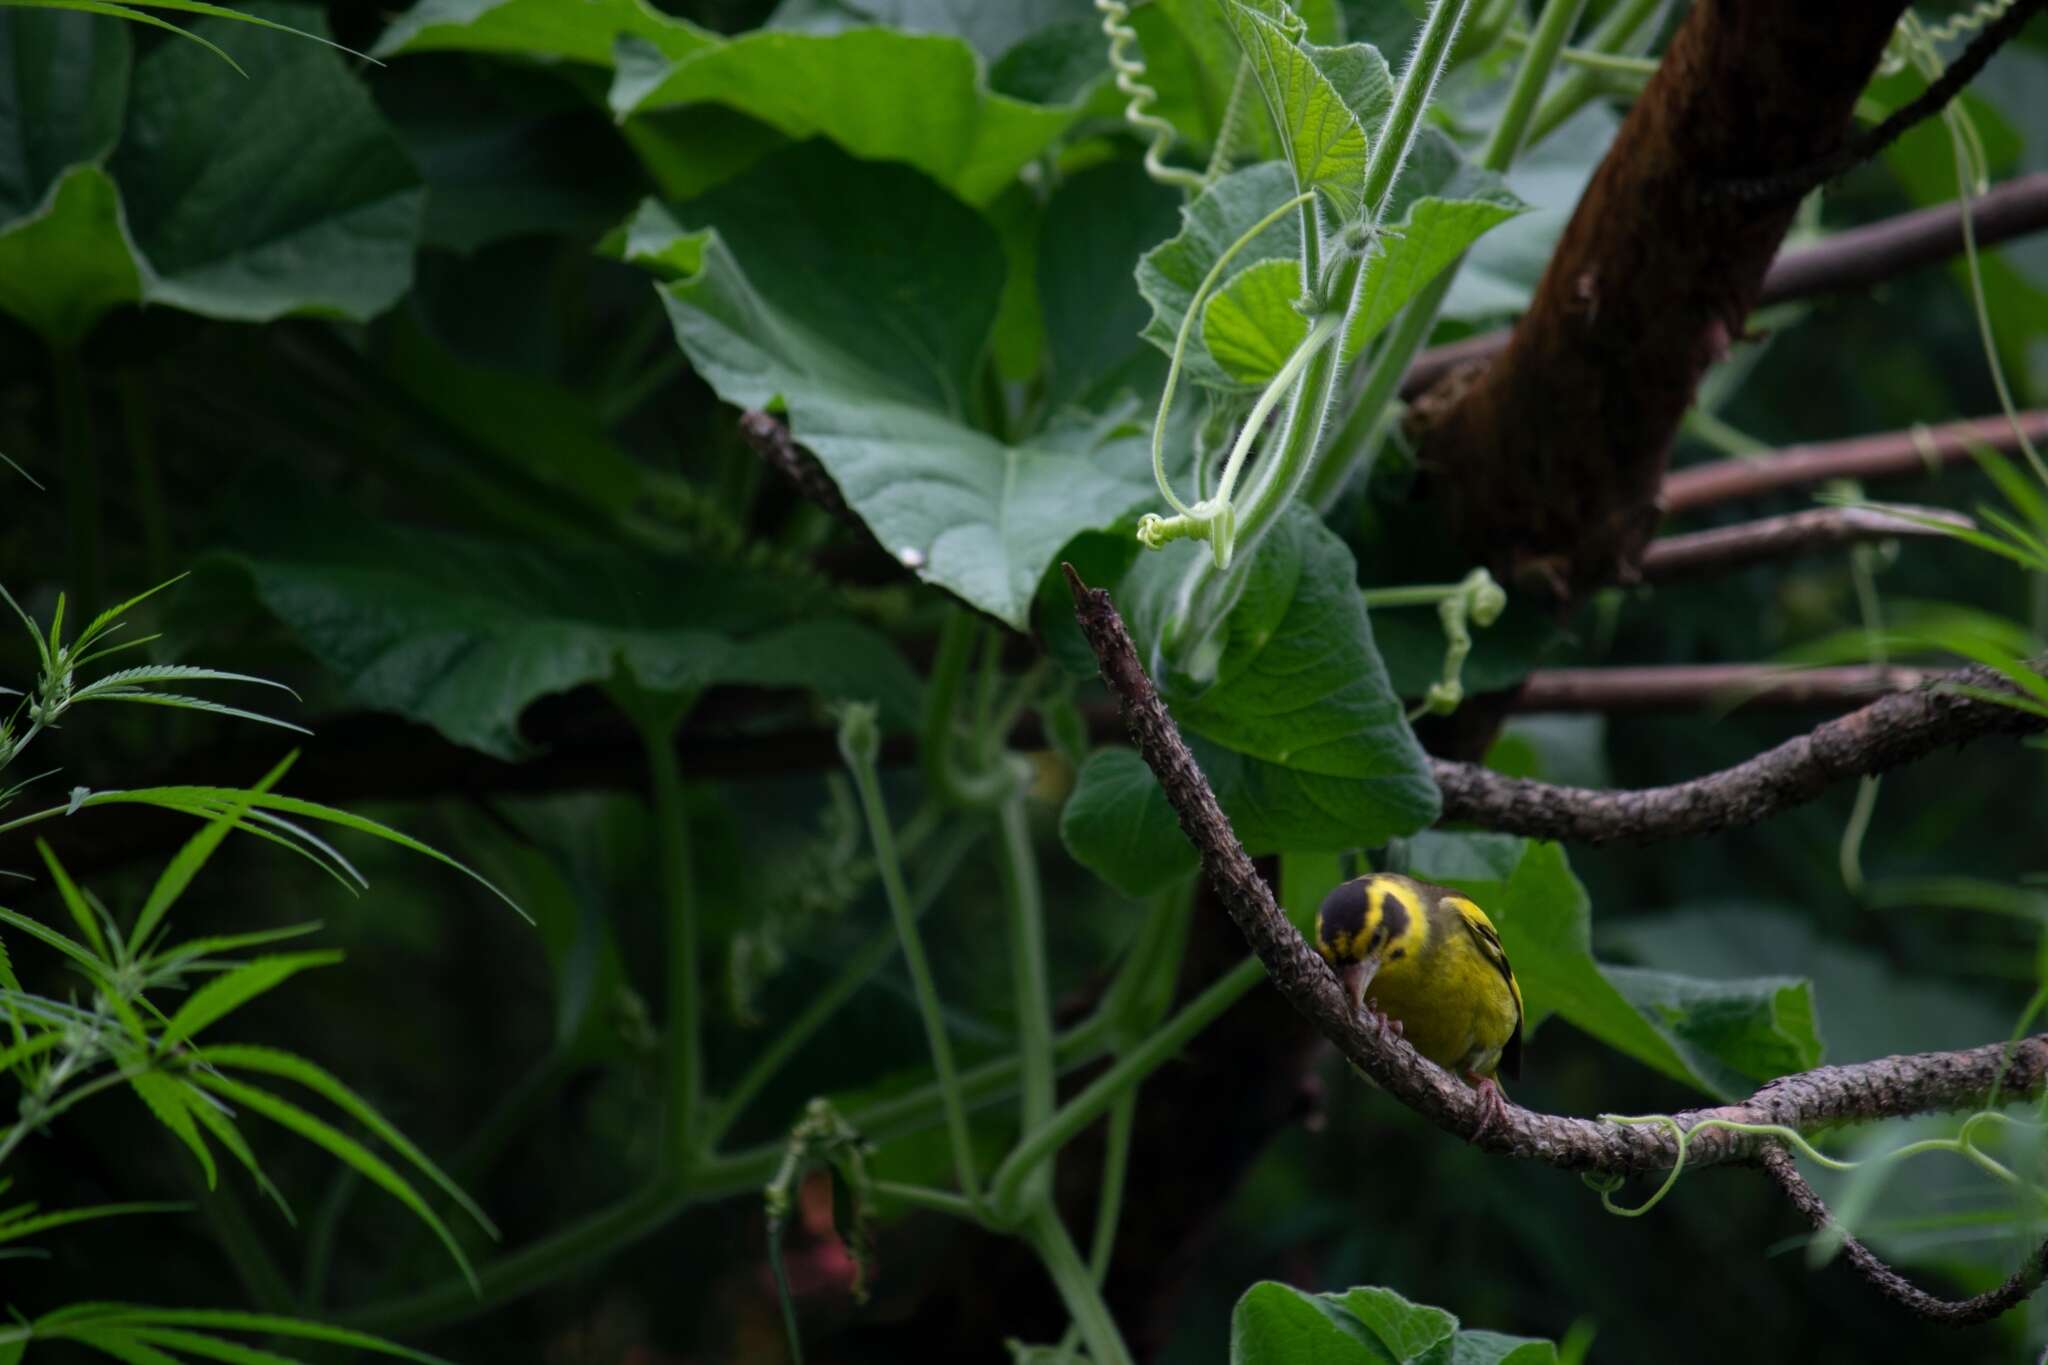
<box><xmin>631</xmin><ymin>141</ymin><xmax>1159</xmax><ymax>627</ymax></box>
<box><xmin>1230</xmin><ymin>1281</ymin><xmax>1558</xmax><ymax>1365</ymax></box>
<box><xmin>1114</xmin><ymin>504</ymin><xmax>1440</xmax><ymax>856</ymax></box>
<box><xmin>212</xmin><ymin>501</ymin><xmax>921</xmax><ymax>759</ymax></box>
<box><xmin>0</xmin><ymin>8</ymin><xmax>129</xmax><ymax>223</ymax></box>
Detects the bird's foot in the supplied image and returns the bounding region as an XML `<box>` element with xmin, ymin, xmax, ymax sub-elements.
<box><xmin>1362</xmin><ymin>999</ymin><xmax>1403</xmax><ymax>1038</ymax></box>
<box><xmin>1465</xmin><ymin>1073</ymin><xmax>1510</xmax><ymax>1142</ymax></box>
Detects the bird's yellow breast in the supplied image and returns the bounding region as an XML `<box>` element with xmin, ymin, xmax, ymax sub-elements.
<box><xmin>1365</xmin><ymin>923</ymin><xmax>1521</xmax><ymax>1079</ymax></box>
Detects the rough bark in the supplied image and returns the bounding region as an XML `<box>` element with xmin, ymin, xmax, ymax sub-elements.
<box><xmin>1413</xmin><ymin>0</ymin><xmax>1908</xmax><ymax>600</ymax></box>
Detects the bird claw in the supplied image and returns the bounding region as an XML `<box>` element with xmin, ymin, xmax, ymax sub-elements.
<box><xmin>1361</xmin><ymin>998</ymin><xmax>1404</xmax><ymax>1039</ymax></box>
<box><xmin>1465</xmin><ymin>1073</ymin><xmax>1510</xmax><ymax>1142</ymax></box>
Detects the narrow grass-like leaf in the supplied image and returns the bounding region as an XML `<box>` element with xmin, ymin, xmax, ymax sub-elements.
<box><xmin>157</xmin><ymin>952</ymin><xmax>342</xmax><ymax>1053</ymax></box>
<box><xmin>185</xmin><ymin>1073</ymin><xmax>477</xmax><ymax>1287</ymax></box>
<box><xmin>68</xmin><ymin>632</ymin><xmax>164</xmax><ymax>673</ymax></box>
<box><xmin>144</xmin><ymin>924</ymin><xmax>324</xmax><ymax>977</ymax></box>
<box><xmin>128</xmin><ymin>1070</ymin><xmax>218</xmax><ymax>1189</ymax></box>
<box><xmin>0</xmin><ymin>1200</ymin><xmax>186</xmax><ymax>1247</ymax></box>
<box><xmin>71</xmin><ymin>666</ymin><xmax>299</xmax><ymax>703</ymax></box>
<box><xmin>40</xmin><ymin>1307</ymin><xmax>445</xmax><ymax>1364</ymax></box>
<box><xmin>94</xmin><ymin>0</ymin><xmax>375</xmax><ymax>59</ymax></box>
<box><xmin>0</xmin><ymin>582</ymin><xmax>53</xmax><ymax>677</ymax></box>
<box><xmin>0</xmin><ymin>0</ymin><xmax>245</xmax><ymax>71</ymax></box>
<box><xmin>1940</xmin><ymin>681</ymin><xmax>2048</xmax><ymax>720</ymax></box>
<box><xmin>1833</xmin><ymin>496</ymin><xmax>2048</xmax><ymax>571</ymax></box>
<box><xmin>33</xmin><ymin>841</ymin><xmax>113</xmax><ymax>965</ymax></box>
<box><xmin>130</xmin><ymin>757</ymin><xmax>294</xmax><ymax>956</ymax></box>
<box><xmin>85</xmin><ymin>787</ymin><xmax>525</xmax><ymax>918</ymax></box>
<box><xmin>183</xmin><ymin>1093</ymin><xmax>293</xmax><ymax>1221</ymax></box>
<box><xmin>69</xmin><ymin>576</ymin><xmax>189</xmax><ymax>655</ymax></box>
<box><xmin>200</xmin><ymin>1043</ymin><xmax>496</xmax><ymax>1237</ymax></box>
<box><xmin>0</xmin><ymin>1030</ymin><xmax>64</xmax><ymax>1075</ymax></box>
<box><xmin>1975</xmin><ymin>503</ymin><xmax>2048</xmax><ymax>565</ymax></box>
<box><xmin>1970</xmin><ymin>443</ymin><xmax>2048</xmax><ymax>534</ymax></box>
<box><xmin>79</xmin><ymin>692</ymin><xmax>311</xmax><ymax>735</ymax></box>
<box><xmin>0</xmin><ymin>905</ymin><xmax>114</xmax><ymax>985</ymax></box>
<box><xmin>0</xmin><ymin>452</ymin><xmax>41</xmax><ymax>490</ymax></box>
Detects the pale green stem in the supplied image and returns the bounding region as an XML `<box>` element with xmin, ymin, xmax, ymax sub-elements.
<box><xmin>1213</xmin><ymin>296</ymin><xmax>1340</xmax><ymax>511</ymax></box>
<box><xmin>997</xmin><ymin>796</ymin><xmax>1056</xmax><ymax>1215</ymax></box>
<box><xmin>704</xmin><ymin>819</ymin><xmax>981</xmax><ymax>1145</ymax></box>
<box><xmin>1087</xmin><ymin>1091</ymin><xmax>1139</xmax><ymax>1279</ymax></box>
<box><xmin>1308</xmin><ymin>0</ymin><xmax>1578</xmax><ymax>511</ymax></box>
<box><xmin>1525</xmin><ymin>0</ymin><xmax>1661</xmax><ymax>147</ymax></box>
<box><xmin>872</xmin><ymin>1179</ymin><xmax>984</xmax><ymax>1222</ymax></box>
<box><xmin>1028</xmin><ymin>1204</ymin><xmax>1135</xmax><ymax>1365</ymax></box>
<box><xmin>988</xmin><ymin>955</ymin><xmax>1266</xmax><ymax>1213</ymax></box>
<box><xmin>1483</xmin><ymin>0</ymin><xmax>1591</xmax><ymax>169</ymax></box>
<box><xmin>642</xmin><ymin>721</ymin><xmax>701</xmax><ymax>1172</ymax></box>
<box><xmin>922</xmin><ymin>609</ymin><xmax>1020</xmax><ymax>808</ymax></box>
<box><xmin>1147</xmin><ymin>193</ymin><xmax>1315</xmax><ymax>521</ymax></box>
<box><xmin>846</xmin><ymin>729</ymin><xmax>984</xmax><ymax>1208</ymax></box>
<box><xmin>1360</xmin><ymin>581</ymin><xmax>1473</xmax><ymax>608</ymax></box>
<box><xmin>1360</xmin><ymin>0</ymin><xmax>1476</xmax><ymax>224</ymax></box>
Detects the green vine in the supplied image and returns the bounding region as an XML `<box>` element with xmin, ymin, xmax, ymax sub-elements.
<box><xmin>1096</xmin><ymin>0</ymin><xmax>1207</xmax><ymax>192</ymax></box>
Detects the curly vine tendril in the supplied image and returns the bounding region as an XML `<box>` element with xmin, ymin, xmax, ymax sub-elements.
<box><xmin>1095</xmin><ymin>0</ymin><xmax>1207</xmax><ymax>191</ymax></box>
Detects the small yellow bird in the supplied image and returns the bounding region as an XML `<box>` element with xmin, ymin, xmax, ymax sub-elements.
<box><xmin>1313</xmin><ymin>872</ymin><xmax>1523</xmax><ymax>1134</ymax></box>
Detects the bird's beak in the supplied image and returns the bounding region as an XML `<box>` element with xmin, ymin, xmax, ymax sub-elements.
<box><xmin>1340</xmin><ymin>952</ymin><xmax>1382</xmax><ymax>1014</ymax></box>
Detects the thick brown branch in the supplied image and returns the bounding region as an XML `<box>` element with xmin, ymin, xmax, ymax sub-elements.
<box><xmin>1064</xmin><ymin>564</ymin><xmax>2048</xmax><ymax>1320</ymax></box>
<box><xmin>1434</xmin><ymin>662</ymin><xmax>2044</xmax><ymax>843</ymax></box>
<box><xmin>1760</xmin><ymin>1144</ymin><xmax>2048</xmax><ymax>1327</ymax></box>
<box><xmin>1414</xmin><ymin>0</ymin><xmax>1910</xmax><ymax>599</ymax></box>
<box><xmin>1640</xmin><ymin>504</ymin><xmax>1973</xmax><ymax>580</ymax></box>
<box><xmin>1515</xmin><ymin>664</ymin><xmax>1929</xmax><ymax>713</ymax></box>
<box><xmin>1402</xmin><ymin>161</ymin><xmax>2048</xmax><ymax>402</ymax></box>
<box><xmin>1662</xmin><ymin>411</ymin><xmax>2048</xmax><ymax>514</ymax></box>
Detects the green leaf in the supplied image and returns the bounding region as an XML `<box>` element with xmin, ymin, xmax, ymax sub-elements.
<box><xmin>1329</xmin><ymin>1286</ymin><xmax>1456</xmax><ymax>1361</ymax></box>
<box><xmin>156</xmin><ymin>951</ymin><xmax>342</xmax><ymax>1052</ymax></box>
<box><xmin>40</xmin><ymin>1307</ymin><xmax>447</xmax><ymax>1364</ymax></box>
<box><xmin>1602</xmin><ymin>966</ymin><xmax>1822</xmax><ymax>1100</ymax></box>
<box><xmin>127</xmin><ymin>1070</ymin><xmax>219</xmax><ymax>1189</ymax></box>
<box><xmin>1232</xmin><ymin>1281</ymin><xmax>1388</xmax><ymax>1365</ymax></box>
<box><xmin>1222</xmin><ymin>1</ymin><xmax>1369</xmax><ymax>219</ymax></box>
<box><xmin>1036</xmin><ymin>159</ymin><xmax>1183</xmax><ymax>413</ymax></box>
<box><xmin>211</xmin><ymin>501</ymin><xmax>922</xmax><ymax>756</ymax></box>
<box><xmin>0</xmin><ymin>1199</ymin><xmax>185</xmax><ymax>1248</ymax></box>
<box><xmin>0</xmin><ymin>6</ymin><xmax>130</xmax><ymax>222</ymax></box>
<box><xmin>1059</xmin><ymin>748</ymin><xmax>1198</xmax><ymax>897</ymax></box>
<box><xmin>108</xmin><ymin>1</ymin><xmax>423</xmax><ymax>322</ymax></box>
<box><xmin>34</xmin><ymin>839</ymin><xmax>113</xmax><ymax>965</ymax></box>
<box><xmin>646</xmin><ymin>142</ymin><xmax>1161</xmax><ymax>626</ymax></box>
<box><xmin>0</xmin><ymin>163</ymin><xmax>143</xmax><ymax>344</ymax></box>
<box><xmin>185</xmin><ymin>1071</ymin><xmax>478</xmax><ymax>1288</ymax></box>
<box><xmin>199</xmin><ymin>1042</ymin><xmax>495</xmax><ymax>1236</ymax></box>
<box><xmin>1405</xmin><ymin>834</ymin><xmax>1822</xmax><ymax>1099</ymax></box>
<box><xmin>609</xmin><ymin>27</ymin><xmax>1082</xmax><ymax>206</ymax></box>
<box><xmin>1447</xmin><ymin>1332</ymin><xmax>1559</xmax><ymax>1365</ymax></box>
<box><xmin>1125</xmin><ymin>506</ymin><xmax>1440</xmax><ymax>853</ymax></box>
<box><xmin>1204</xmin><ymin>256</ymin><xmax>1308</xmax><ymax>385</ymax></box>
<box><xmin>130</xmin><ymin>756</ymin><xmax>291</xmax><ymax>957</ymax></box>
<box><xmin>1139</xmin><ymin>150</ymin><xmax>1522</xmax><ymax>390</ymax></box>
<box><xmin>373</xmin><ymin>0</ymin><xmax>709</xmax><ymax>65</ymax></box>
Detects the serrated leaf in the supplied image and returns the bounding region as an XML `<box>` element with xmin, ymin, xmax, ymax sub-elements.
<box><xmin>0</xmin><ymin>1199</ymin><xmax>185</xmax><ymax>1248</ymax></box>
<box><xmin>1223</xmin><ymin>1</ymin><xmax>1369</xmax><ymax>219</ymax></box>
<box><xmin>130</xmin><ymin>757</ymin><xmax>292</xmax><ymax>957</ymax></box>
<box><xmin>157</xmin><ymin>952</ymin><xmax>342</xmax><ymax>1052</ymax></box>
<box><xmin>185</xmin><ymin>1072</ymin><xmax>477</xmax><ymax>1288</ymax></box>
<box><xmin>128</xmin><ymin>1070</ymin><xmax>218</xmax><ymax>1189</ymax></box>
<box><xmin>1204</xmin><ymin>256</ymin><xmax>1309</xmax><ymax>385</ymax></box>
<box><xmin>200</xmin><ymin>1042</ymin><xmax>495</xmax><ymax>1236</ymax></box>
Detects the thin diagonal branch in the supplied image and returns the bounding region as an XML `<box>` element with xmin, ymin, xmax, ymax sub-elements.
<box><xmin>1064</xmin><ymin>562</ymin><xmax>2048</xmax><ymax>1322</ymax></box>
<box><xmin>1639</xmin><ymin>504</ymin><xmax>1973</xmax><ymax>581</ymax></box>
<box><xmin>1433</xmin><ymin>660</ymin><xmax>2045</xmax><ymax>843</ymax></box>
<box><xmin>1515</xmin><ymin>665</ymin><xmax>1930</xmax><ymax>713</ymax></box>
<box><xmin>1721</xmin><ymin>0</ymin><xmax>2048</xmax><ymax>206</ymax></box>
<box><xmin>1662</xmin><ymin>411</ymin><xmax>2048</xmax><ymax>513</ymax></box>
<box><xmin>1760</xmin><ymin>1144</ymin><xmax>2048</xmax><ymax>1327</ymax></box>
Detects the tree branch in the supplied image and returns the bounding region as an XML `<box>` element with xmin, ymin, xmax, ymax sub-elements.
<box><xmin>1720</xmin><ymin>0</ymin><xmax>2048</xmax><ymax>206</ymax></box>
<box><xmin>1401</xmin><ymin>167</ymin><xmax>2048</xmax><ymax>400</ymax></box>
<box><xmin>1063</xmin><ymin>562</ymin><xmax>2048</xmax><ymax>1321</ymax></box>
<box><xmin>1639</xmin><ymin>504</ymin><xmax>1973</xmax><ymax>581</ymax></box>
<box><xmin>1433</xmin><ymin>661</ymin><xmax>2044</xmax><ymax>843</ymax></box>
<box><xmin>1413</xmin><ymin>0</ymin><xmax>1913</xmax><ymax>600</ymax></box>
<box><xmin>1759</xmin><ymin>1144</ymin><xmax>2048</xmax><ymax>1327</ymax></box>
<box><xmin>1662</xmin><ymin>411</ymin><xmax>2048</xmax><ymax>514</ymax></box>
<box><xmin>1514</xmin><ymin>664</ymin><xmax>1930</xmax><ymax>713</ymax></box>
